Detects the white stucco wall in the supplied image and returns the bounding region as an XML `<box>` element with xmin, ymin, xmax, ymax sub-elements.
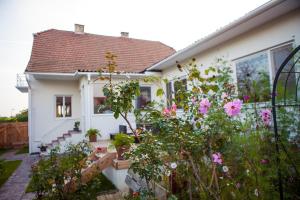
<box><xmin>89</xmin><ymin>77</ymin><xmax>161</xmax><ymax>139</ymax></box>
<box><xmin>28</xmin><ymin>75</ymin><xmax>81</xmax><ymax>153</ymax></box>
<box><xmin>162</xmin><ymin>8</ymin><xmax>300</xmax><ymax>81</ymax></box>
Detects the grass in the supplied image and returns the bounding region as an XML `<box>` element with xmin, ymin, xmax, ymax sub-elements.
<box><xmin>26</xmin><ymin>173</ymin><xmax>117</xmax><ymax>198</ymax></box>
<box><xmin>0</xmin><ymin>148</ymin><xmax>11</xmax><ymax>156</ymax></box>
<box><xmin>15</xmin><ymin>146</ymin><xmax>29</xmax><ymax>155</ymax></box>
<box><xmin>0</xmin><ymin>160</ymin><xmax>22</xmax><ymax>187</ymax></box>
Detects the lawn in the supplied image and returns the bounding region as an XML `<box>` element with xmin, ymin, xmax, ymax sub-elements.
<box><xmin>26</xmin><ymin>173</ymin><xmax>117</xmax><ymax>199</ymax></box>
<box><xmin>15</xmin><ymin>146</ymin><xmax>29</xmax><ymax>155</ymax></box>
<box><xmin>0</xmin><ymin>148</ymin><xmax>11</xmax><ymax>156</ymax></box>
<box><xmin>0</xmin><ymin>160</ymin><xmax>22</xmax><ymax>187</ymax></box>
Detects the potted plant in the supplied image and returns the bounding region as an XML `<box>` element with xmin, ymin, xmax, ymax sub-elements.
<box><xmin>112</xmin><ymin>133</ymin><xmax>134</xmax><ymax>160</ymax></box>
<box><xmin>38</xmin><ymin>144</ymin><xmax>47</xmax><ymax>152</ymax></box>
<box><xmin>85</xmin><ymin>128</ymin><xmax>101</xmax><ymax>142</ymax></box>
<box><xmin>73</xmin><ymin>121</ymin><xmax>80</xmax><ymax>131</ymax></box>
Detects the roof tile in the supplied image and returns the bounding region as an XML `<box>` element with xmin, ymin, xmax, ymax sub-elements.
<box><xmin>26</xmin><ymin>29</ymin><xmax>175</xmax><ymax>73</ymax></box>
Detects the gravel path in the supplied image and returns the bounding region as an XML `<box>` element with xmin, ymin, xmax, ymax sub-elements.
<box><xmin>0</xmin><ymin>150</ymin><xmax>38</xmax><ymax>200</ymax></box>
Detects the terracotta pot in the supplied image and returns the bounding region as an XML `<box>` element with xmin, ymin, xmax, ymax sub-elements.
<box><xmin>116</xmin><ymin>146</ymin><xmax>130</xmax><ymax>160</ymax></box>
<box><xmin>89</xmin><ymin>135</ymin><xmax>97</xmax><ymax>142</ymax></box>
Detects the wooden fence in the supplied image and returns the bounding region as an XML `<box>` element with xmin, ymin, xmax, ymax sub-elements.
<box><xmin>0</xmin><ymin>122</ymin><xmax>28</xmax><ymax>148</ymax></box>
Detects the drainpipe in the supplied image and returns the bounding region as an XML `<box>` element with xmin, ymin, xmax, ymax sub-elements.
<box><xmin>85</xmin><ymin>74</ymin><xmax>92</xmax><ymax>132</ymax></box>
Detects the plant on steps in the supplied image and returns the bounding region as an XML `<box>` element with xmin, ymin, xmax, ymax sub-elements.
<box><xmin>73</xmin><ymin>121</ymin><xmax>80</xmax><ymax>131</ymax></box>
<box><xmin>112</xmin><ymin>133</ymin><xmax>134</xmax><ymax>160</ymax></box>
<box><xmin>85</xmin><ymin>128</ymin><xmax>101</xmax><ymax>142</ymax></box>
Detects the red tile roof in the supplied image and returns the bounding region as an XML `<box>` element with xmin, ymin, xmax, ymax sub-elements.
<box><xmin>26</xmin><ymin>29</ymin><xmax>175</xmax><ymax>73</ymax></box>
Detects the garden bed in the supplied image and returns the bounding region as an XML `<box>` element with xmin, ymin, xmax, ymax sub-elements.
<box><xmin>26</xmin><ymin>173</ymin><xmax>117</xmax><ymax>199</ymax></box>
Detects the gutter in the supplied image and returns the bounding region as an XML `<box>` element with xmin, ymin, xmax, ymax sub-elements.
<box><xmin>25</xmin><ymin>70</ymin><xmax>161</xmax><ymax>79</ymax></box>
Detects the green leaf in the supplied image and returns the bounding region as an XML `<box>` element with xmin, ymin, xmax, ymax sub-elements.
<box><xmin>156</xmin><ymin>88</ymin><xmax>164</xmax><ymax>97</ymax></box>
<box><xmin>113</xmin><ymin>112</ymin><xmax>119</xmax><ymax>119</ymax></box>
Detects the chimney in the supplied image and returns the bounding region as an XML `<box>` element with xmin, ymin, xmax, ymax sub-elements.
<box><xmin>120</xmin><ymin>32</ymin><xmax>129</xmax><ymax>38</ymax></box>
<box><xmin>74</xmin><ymin>24</ymin><xmax>84</xmax><ymax>34</ymax></box>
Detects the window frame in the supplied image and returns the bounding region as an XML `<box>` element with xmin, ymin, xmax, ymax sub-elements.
<box><xmin>93</xmin><ymin>96</ymin><xmax>113</xmax><ymax>115</ymax></box>
<box><xmin>55</xmin><ymin>95</ymin><xmax>73</xmax><ymax>119</ymax></box>
<box><xmin>233</xmin><ymin>41</ymin><xmax>294</xmax><ymax>101</ymax></box>
<box><xmin>136</xmin><ymin>86</ymin><xmax>152</xmax><ymax>109</ymax></box>
<box><xmin>166</xmin><ymin>76</ymin><xmax>188</xmax><ymax>109</ymax></box>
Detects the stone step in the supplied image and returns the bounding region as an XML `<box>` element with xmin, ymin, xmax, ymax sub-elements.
<box><xmin>97</xmin><ymin>191</ymin><xmax>122</xmax><ymax>200</ymax></box>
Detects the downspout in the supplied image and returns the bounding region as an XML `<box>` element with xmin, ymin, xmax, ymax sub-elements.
<box><xmin>25</xmin><ymin>74</ymin><xmax>33</xmax><ymax>154</ymax></box>
<box><xmin>85</xmin><ymin>73</ymin><xmax>92</xmax><ymax>132</ymax></box>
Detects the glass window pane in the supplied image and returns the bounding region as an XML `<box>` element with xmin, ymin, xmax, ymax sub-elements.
<box><xmin>56</xmin><ymin>97</ymin><xmax>63</xmax><ymax>117</ymax></box>
<box><xmin>136</xmin><ymin>87</ymin><xmax>151</xmax><ymax>109</ymax></box>
<box><xmin>166</xmin><ymin>82</ymin><xmax>172</xmax><ymax>107</ymax></box>
<box><xmin>236</xmin><ymin>52</ymin><xmax>270</xmax><ymax>102</ymax></box>
<box><xmin>64</xmin><ymin>96</ymin><xmax>72</xmax><ymax>117</ymax></box>
<box><xmin>174</xmin><ymin>79</ymin><xmax>187</xmax><ymax>108</ymax></box>
<box><xmin>271</xmin><ymin>44</ymin><xmax>294</xmax><ymax>101</ymax></box>
<box><xmin>94</xmin><ymin>97</ymin><xmax>111</xmax><ymax>114</ymax></box>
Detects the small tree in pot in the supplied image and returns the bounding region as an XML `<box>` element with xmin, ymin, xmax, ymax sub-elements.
<box><xmin>112</xmin><ymin>133</ymin><xmax>134</xmax><ymax>160</ymax></box>
<box><xmin>85</xmin><ymin>128</ymin><xmax>101</xmax><ymax>142</ymax></box>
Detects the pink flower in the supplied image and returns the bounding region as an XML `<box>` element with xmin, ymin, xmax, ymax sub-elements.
<box><xmin>199</xmin><ymin>98</ymin><xmax>211</xmax><ymax>115</ymax></box>
<box><xmin>212</xmin><ymin>152</ymin><xmax>223</xmax><ymax>165</ymax></box>
<box><xmin>191</xmin><ymin>97</ymin><xmax>196</xmax><ymax>104</ymax></box>
<box><xmin>260</xmin><ymin>159</ymin><xmax>269</xmax><ymax>164</ymax></box>
<box><xmin>236</xmin><ymin>182</ymin><xmax>241</xmax><ymax>189</ymax></box>
<box><xmin>260</xmin><ymin>109</ymin><xmax>271</xmax><ymax>126</ymax></box>
<box><xmin>171</xmin><ymin>104</ymin><xmax>177</xmax><ymax>112</ymax></box>
<box><xmin>243</xmin><ymin>95</ymin><xmax>250</xmax><ymax>102</ymax></box>
<box><xmin>224</xmin><ymin>99</ymin><xmax>242</xmax><ymax>117</ymax></box>
<box><xmin>163</xmin><ymin>108</ymin><xmax>170</xmax><ymax>116</ymax></box>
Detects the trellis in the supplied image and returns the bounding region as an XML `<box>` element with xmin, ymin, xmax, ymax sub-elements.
<box><xmin>272</xmin><ymin>45</ymin><xmax>300</xmax><ymax>199</ymax></box>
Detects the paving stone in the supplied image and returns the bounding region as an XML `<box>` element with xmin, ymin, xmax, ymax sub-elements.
<box><xmin>0</xmin><ymin>153</ymin><xmax>39</xmax><ymax>200</ymax></box>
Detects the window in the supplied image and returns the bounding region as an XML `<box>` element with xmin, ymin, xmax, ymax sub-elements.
<box><xmin>271</xmin><ymin>44</ymin><xmax>294</xmax><ymax>100</ymax></box>
<box><xmin>166</xmin><ymin>78</ymin><xmax>187</xmax><ymax>108</ymax></box>
<box><xmin>235</xmin><ymin>43</ymin><xmax>294</xmax><ymax>102</ymax></box>
<box><xmin>56</xmin><ymin>96</ymin><xmax>72</xmax><ymax>118</ymax></box>
<box><xmin>236</xmin><ymin>52</ymin><xmax>270</xmax><ymax>102</ymax></box>
<box><xmin>136</xmin><ymin>86</ymin><xmax>151</xmax><ymax>109</ymax></box>
<box><xmin>93</xmin><ymin>83</ymin><xmax>112</xmax><ymax>114</ymax></box>
<box><xmin>94</xmin><ymin>97</ymin><xmax>111</xmax><ymax>114</ymax></box>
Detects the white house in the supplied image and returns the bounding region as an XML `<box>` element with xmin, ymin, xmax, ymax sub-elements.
<box><xmin>17</xmin><ymin>0</ymin><xmax>300</xmax><ymax>153</ymax></box>
<box><xmin>17</xmin><ymin>26</ymin><xmax>175</xmax><ymax>153</ymax></box>
<box><xmin>147</xmin><ymin>0</ymin><xmax>300</xmax><ymax>111</ymax></box>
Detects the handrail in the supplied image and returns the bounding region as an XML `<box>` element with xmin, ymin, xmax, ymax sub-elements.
<box><xmin>41</xmin><ymin>118</ymin><xmax>80</xmax><ymax>142</ymax></box>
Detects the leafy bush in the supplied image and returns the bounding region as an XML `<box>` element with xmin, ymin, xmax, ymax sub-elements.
<box><xmin>29</xmin><ymin>141</ymin><xmax>94</xmax><ymax>199</ymax></box>
<box><xmin>102</xmin><ymin>55</ymin><xmax>300</xmax><ymax>199</ymax></box>
<box><xmin>85</xmin><ymin>128</ymin><xmax>101</xmax><ymax>137</ymax></box>
<box><xmin>112</xmin><ymin>133</ymin><xmax>134</xmax><ymax>148</ymax></box>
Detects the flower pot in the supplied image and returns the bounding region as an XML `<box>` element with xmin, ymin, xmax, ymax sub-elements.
<box><xmin>39</xmin><ymin>146</ymin><xmax>47</xmax><ymax>152</ymax></box>
<box><xmin>89</xmin><ymin>135</ymin><xmax>97</xmax><ymax>142</ymax></box>
<box><xmin>73</xmin><ymin>127</ymin><xmax>79</xmax><ymax>131</ymax></box>
<box><xmin>116</xmin><ymin>146</ymin><xmax>129</xmax><ymax>160</ymax></box>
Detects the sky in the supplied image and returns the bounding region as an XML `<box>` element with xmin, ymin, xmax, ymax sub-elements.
<box><xmin>0</xmin><ymin>0</ymin><xmax>269</xmax><ymax>116</ymax></box>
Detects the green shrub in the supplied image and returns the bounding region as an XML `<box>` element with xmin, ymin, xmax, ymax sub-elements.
<box><xmin>29</xmin><ymin>141</ymin><xmax>93</xmax><ymax>199</ymax></box>
<box><xmin>112</xmin><ymin>133</ymin><xmax>134</xmax><ymax>148</ymax></box>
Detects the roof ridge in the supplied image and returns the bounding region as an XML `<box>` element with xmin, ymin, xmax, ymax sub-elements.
<box><xmin>33</xmin><ymin>28</ymin><xmax>170</xmax><ymax>45</ymax></box>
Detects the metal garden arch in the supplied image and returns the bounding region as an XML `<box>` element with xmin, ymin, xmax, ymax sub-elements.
<box><xmin>272</xmin><ymin>45</ymin><xmax>300</xmax><ymax>199</ymax></box>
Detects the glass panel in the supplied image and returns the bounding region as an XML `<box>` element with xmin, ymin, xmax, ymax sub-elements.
<box><xmin>166</xmin><ymin>82</ymin><xmax>172</xmax><ymax>107</ymax></box>
<box><xmin>174</xmin><ymin>79</ymin><xmax>187</xmax><ymax>108</ymax></box>
<box><xmin>236</xmin><ymin>52</ymin><xmax>270</xmax><ymax>102</ymax></box>
<box><xmin>64</xmin><ymin>96</ymin><xmax>72</xmax><ymax>117</ymax></box>
<box><xmin>271</xmin><ymin>44</ymin><xmax>294</xmax><ymax>101</ymax></box>
<box><xmin>94</xmin><ymin>97</ymin><xmax>111</xmax><ymax>114</ymax></box>
<box><xmin>136</xmin><ymin>87</ymin><xmax>151</xmax><ymax>109</ymax></box>
<box><xmin>56</xmin><ymin>96</ymin><xmax>63</xmax><ymax>117</ymax></box>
